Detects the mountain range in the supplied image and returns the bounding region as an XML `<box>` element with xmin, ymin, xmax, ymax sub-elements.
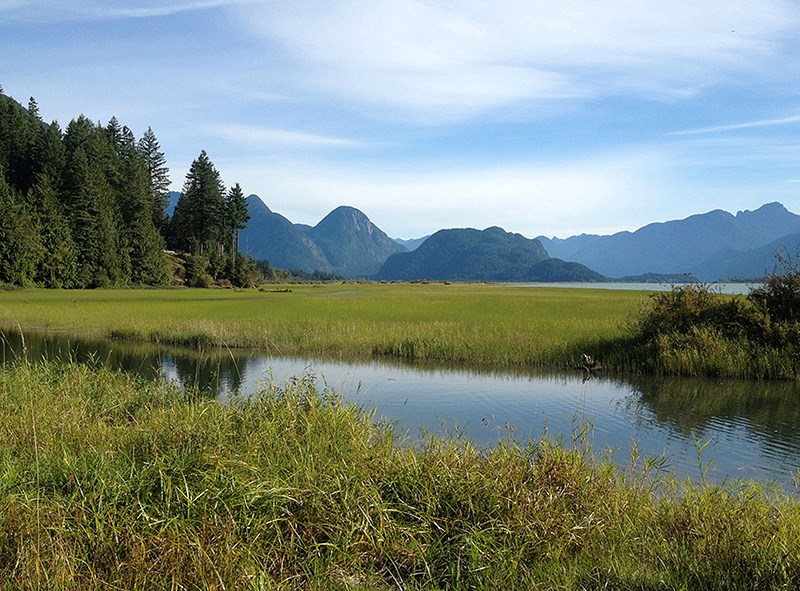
<box><xmin>239</xmin><ymin>196</ymin><xmax>406</xmax><ymax>278</ymax></box>
<box><xmin>168</xmin><ymin>193</ymin><xmax>800</xmax><ymax>282</ymax></box>
<box><xmin>375</xmin><ymin>227</ymin><xmax>603</xmax><ymax>282</ymax></box>
<box><xmin>537</xmin><ymin>202</ymin><xmax>800</xmax><ymax>281</ymax></box>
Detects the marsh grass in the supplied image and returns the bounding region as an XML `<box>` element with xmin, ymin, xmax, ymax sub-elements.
<box><xmin>0</xmin><ymin>284</ymin><xmax>645</xmax><ymax>372</ymax></box>
<box><xmin>2</xmin><ymin>360</ymin><xmax>800</xmax><ymax>589</ymax></box>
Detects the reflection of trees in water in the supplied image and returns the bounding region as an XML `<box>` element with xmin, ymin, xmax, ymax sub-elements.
<box><xmin>623</xmin><ymin>376</ymin><xmax>800</xmax><ymax>451</ymax></box>
<box><xmin>170</xmin><ymin>352</ymin><xmax>250</xmax><ymax>397</ymax></box>
<box><xmin>2</xmin><ymin>330</ymin><xmax>163</xmax><ymax>380</ymax></box>
<box><xmin>2</xmin><ymin>329</ymin><xmax>251</xmax><ymax>397</ymax></box>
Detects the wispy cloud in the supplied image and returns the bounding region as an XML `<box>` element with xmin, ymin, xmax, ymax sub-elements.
<box><xmin>669</xmin><ymin>114</ymin><xmax>800</xmax><ymax>136</ymax></box>
<box><xmin>1</xmin><ymin>0</ymin><xmax>251</xmax><ymax>21</ymax></box>
<box><xmin>216</xmin><ymin>149</ymin><xmax>673</xmax><ymax>238</ymax></box>
<box><xmin>235</xmin><ymin>0</ymin><xmax>800</xmax><ymax>121</ymax></box>
<box><xmin>208</xmin><ymin>123</ymin><xmax>369</xmax><ymax>149</ymax></box>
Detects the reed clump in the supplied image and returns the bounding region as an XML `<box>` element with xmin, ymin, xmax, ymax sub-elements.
<box><xmin>2</xmin><ymin>360</ymin><xmax>800</xmax><ymax>589</ymax></box>
<box><xmin>622</xmin><ymin>274</ymin><xmax>800</xmax><ymax>379</ymax></box>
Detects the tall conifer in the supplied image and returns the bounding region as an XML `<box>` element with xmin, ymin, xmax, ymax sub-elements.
<box><xmin>171</xmin><ymin>150</ymin><xmax>226</xmax><ymax>256</ymax></box>
<box><xmin>137</xmin><ymin>127</ymin><xmax>171</xmax><ymax>234</ymax></box>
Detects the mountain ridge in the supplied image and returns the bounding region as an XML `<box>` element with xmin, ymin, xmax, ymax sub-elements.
<box><xmin>375</xmin><ymin>226</ymin><xmax>604</xmax><ymax>282</ymax></box>
<box><xmin>538</xmin><ymin>202</ymin><xmax>800</xmax><ymax>280</ymax></box>
<box><xmin>238</xmin><ymin>197</ymin><xmax>405</xmax><ymax>278</ymax></box>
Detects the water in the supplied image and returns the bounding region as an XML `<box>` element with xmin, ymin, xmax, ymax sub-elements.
<box><xmin>515</xmin><ymin>282</ymin><xmax>759</xmax><ymax>295</ymax></box>
<box><xmin>2</xmin><ymin>330</ymin><xmax>799</xmax><ymax>488</ymax></box>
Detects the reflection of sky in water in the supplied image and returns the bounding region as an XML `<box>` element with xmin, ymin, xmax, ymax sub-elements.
<box><xmin>168</xmin><ymin>354</ymin><xmax>800</xmax><ymax>489</ymax></box>
<box><xmin>3</xmin><ymin>329</ymin><xmax>799</xmax><ymax>490</ymax></box>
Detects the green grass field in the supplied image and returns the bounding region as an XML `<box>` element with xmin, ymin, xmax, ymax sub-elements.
<box><xmin>0</xmin><ymin>283</ymin><xmax>647</xmax><ymax>371</ymax></box>
<box><xmin>2</xmin><ymin>360</ymin><xmax>799</xmax><ymax>589</ymax></box>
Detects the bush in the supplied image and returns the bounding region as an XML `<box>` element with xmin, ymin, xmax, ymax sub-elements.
<box><xmin>636</xmin><ymin>284</ymin><xmax>758</xmax><ymax>344</ymax></box>
<box><xmin>748</xmin><ymin>250</ymin><xmax>800</xmax><ymax>324</ymax></box>
<box><xmin>630</xmin><ymin>267</ymin><xmax>800</xmax><ymax>378</ymax></box>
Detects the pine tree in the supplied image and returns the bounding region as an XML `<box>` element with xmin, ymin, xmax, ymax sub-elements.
<box><xmin>0</xmin><ymin>169</ymin><xmax>41</xmax><ymax>285</ymax></box>
<box><xmin>62</xmin><ymin>117</ymin><xmax>129</xmax><ymax>287</ymax></box>
<box><xmin>170</xmin><ymin>150</ymin><xmax>227</xmax><ymax>257</ymax></box>
<box><xmin>137</xmin><ymin>127</ymin><xmax>171</xmax><ymax>234</ymax></box>
<box><xmin>225</xmin><ymin>183</ymin><xmax>250</xmax><ymax>252</ymax></box>
<box><xmin>27</xmin><ymin>173</ymin><xmax>78</xmax><ymax>287</ymax></box>
<box><xmin>114</xmin><ymin>127</ymin><xmax>169</xmax><ymax>285</ymax></box>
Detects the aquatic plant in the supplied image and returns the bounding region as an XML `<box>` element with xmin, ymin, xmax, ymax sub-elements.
<box><xmin>1</xmin><ymin>360</ymin><xmax>799</xmax><ymax>589</ymax></box>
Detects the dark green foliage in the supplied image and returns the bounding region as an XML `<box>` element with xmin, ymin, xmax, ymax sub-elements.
<box><xmin>182</xmin><ymin>253</ymin><xmax>214</xmax><ymax>288</ymax></box>
<box><xmin>0</xmin><ymin>171</ymin><xmax>40</xmax><ymax>285</ymax></box>
<box><xmin>26</xmin><ymin>173</ymin><xmax>78</xmax><ymax>287</ymax></box>
<box><xmin>636</xmin><ymin>284</ymin><xmax>758</xmax><ymax>344</ymax></box>
<box><xmin>749</xmin><ymin>250</ymin><xmax>800</xmax><ymax>324</ymax></box>
<box><xmin>225</xmin><ymin>182</ymin><xmax>249</xmax><ymax>252</ymax></box>
<box><xmin>376</xmin><ymin>226</ymin><xmax>551</xmax><ymax>281</ymax></box>
<box><xmin>170</xmin><ymin>150</ymin><xmax>227</xmax><ymax>255</ymax></box>
<box><xmin>61</xmin><ymin>118</ymin><xmax>130</xmax><ymax>287</ymax></box>
<box><xmin>0</xmin><ymin>89</ymin><xmax>238</xmax><ymax>288</ymax></box>
<box><xmin>628</xmin><ymin>271</ymin><xmax>800</xmax><ymax>378</ymax></box>
<box><xmin>527</xmin><ymin>257</ymin><xmax>606</xmax><ymax>282</ymax></box>
<box><xmin>137</xmin><ymin>127</ymin><xmax>171</xmax><ymax>233</ymax></box>
<box><xmin>109</xmin><ymin>124</ymin><xmax>169</xmax><ymax>285</ymax></box>
<box><xmin>169</xmin><ymin>153</ymin><xmax>260</xmax><ymax>286</ymax></box>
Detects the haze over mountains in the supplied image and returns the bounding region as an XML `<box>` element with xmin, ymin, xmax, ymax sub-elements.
<box><xmin>375</xmin><ymin>227</ymin><xmax>604</xmax><ymax>282</ymax></box>
<box><xmin>537</xmin><ymin>202</ymin><xmax>800</xmax><ymax>281</ymax></box>
<box><xmin>169</xmin><ymin>193</ymin><xmax>800</xmax><ymax>281</ymax></box>
<box><xmin>240</xmin><ymin>196</ymin><xmax>406</xmax><ymax>278</ymax></box>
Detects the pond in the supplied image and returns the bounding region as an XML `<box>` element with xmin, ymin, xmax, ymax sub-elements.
<box><xmin>2</xmin><ymin>329</ymin><xmax>799</xmax><ymax>489</ymax></box>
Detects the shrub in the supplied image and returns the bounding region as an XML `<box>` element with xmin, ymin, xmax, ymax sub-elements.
<box><xmin>635</xmin><ymin>284</ymin><xmax>758</xmax><ymax>344</ymax></box>
<box><xmin>748</xmin><ymin>250</ymin><xmax>800</xmax><ymax>325</ymax></box>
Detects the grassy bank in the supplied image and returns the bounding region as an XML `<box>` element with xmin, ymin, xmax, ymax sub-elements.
<box><xmin>1</xmin><ymin>360</ymin><xmax>799</xmax><ymax>589</ymax></box>
<box><xmin>0</xmin><ymin>284</ymin><xmax>644</xmax><ymax>371</ymax></box>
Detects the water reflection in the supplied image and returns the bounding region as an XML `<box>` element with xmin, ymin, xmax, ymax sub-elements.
<box><xmin>2</xmin><ymin>329</ymin><xmax>798</xmax><ymax>487</ymax></box>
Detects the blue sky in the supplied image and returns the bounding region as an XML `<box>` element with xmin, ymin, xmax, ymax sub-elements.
<box><xmin>2</xmin><ymin>1</ymin><xmax>800</xmax><ymax>239</ymax></box>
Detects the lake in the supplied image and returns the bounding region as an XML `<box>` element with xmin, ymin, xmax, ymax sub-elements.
<box><xmin>2</xmin><ymin>329</ymin><xmax>798</xmax><ymax>489</ymax></box>
<box><xmin>515</xmin><ymin>282</ymin><xmax>760</xmax><ymax>295</ymax></box>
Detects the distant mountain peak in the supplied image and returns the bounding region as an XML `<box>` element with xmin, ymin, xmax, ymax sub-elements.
<box><xmin>239</xmin><ymin>197</ymin><xmax>404</xmax><ymax>278</ymax></box>
<box><xmin>538</xmin><ymin>201</ymin><xmax>800</xmax><ymax>280</ymax></box>
<box><xmin>316</xmin><ymin>205</ymin><xmax>376</xmax><ymax>235</ymax></box>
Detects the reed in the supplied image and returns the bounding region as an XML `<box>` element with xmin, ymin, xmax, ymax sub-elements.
<box><xmin>2</xmin><ymin>360</ymin><xmax>800</xmax><ymax>589</ymax></box>
<box><xmin>0</xmin><ymin>284</ymin><xmax>645</xmax><ymax>371</ymax></box>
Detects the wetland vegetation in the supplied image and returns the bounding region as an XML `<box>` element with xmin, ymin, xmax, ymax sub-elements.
<box><xmin>2</xmin><ymin>272</ymin><xmax>799</xmax><ymax>588</ymax></box>
<box><xmin>2</xmin><ymin>360</ymin><xmax>800</xmax><ymax>589</ymax></box>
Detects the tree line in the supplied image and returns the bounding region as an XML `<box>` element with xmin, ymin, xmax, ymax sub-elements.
<box><xmin>0</xmin><ymin>88</ymin><xmax>259</xmax><ymax>288</ymax></box>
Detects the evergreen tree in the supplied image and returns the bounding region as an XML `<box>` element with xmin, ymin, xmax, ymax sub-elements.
<box><xmin>0</xmin><ymin>92</ymin><xmax>40</xmax><ymax>194</ymax></box>
<box><xmin>137</xmin><ymin>127</ymin><xmax>171</xmax><ymax>234</ymax></box>
<box><xmin>0</xmin><ymin>170</ymin><xmax>41</xmax><ymax>285</ymax></box>
<box><xmin>170</xmin><ymin>150</ymin><xmax>227</xmax><ymax>257</ymax></box>
<box><xmin>26</xmin><ymin>173</ymin><xmax>78</xmax><ymax>287</ymax></box>
<box><xmin>0</xmin><ymin>90</ymin><xmax>178</xmax><ymax>288</ymax></box>
<box><xmin>37</xmin><ymin>121</ymin><xmax>65</xmax><ymax>188</ymax></box>
<box><xmin>225</xmin><ymin>183</ymin><xmax>250</xmax><ymax>252</ymax></box>
<box><xmin>114</xmin><ymin>127</ymin><xmax>169</xmax><ymax>285</ymax></box>
<box><xmin>62</xmin><ymin>117</ymin><xmax>129</xmax><ymax>287</ymax></box>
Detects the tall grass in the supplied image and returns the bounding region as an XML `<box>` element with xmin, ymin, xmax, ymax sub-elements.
<box><xmin>2</xmin><ymin>360</ymin><xmax>800</xmax><ymax>589</ymax></box>
<box><xmin>0</xmin><ymin>284</ymin><xmax>645</xmax><ymax>371</ymax></box>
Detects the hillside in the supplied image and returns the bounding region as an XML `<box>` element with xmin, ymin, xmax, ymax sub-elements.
<box><xmin>304</xmin><ymin>206</ymin><xmax>407</xmax><ymax>277</ymax></box>
<box><xmin>238</xmin><ymin>197</ymin><xmax>404</xmax><ymax>278</ymax></box>
<box><xmin>375</xmin><ymin>226</ymin><xmax>602</xmax><ymax>282</ymax></box>
<box><xmin>239</xmin><ymin>196</ymin><xmax>332</xmax><ymax>274</ymax></box>
<box><xmin>538</xmin><ymin>202</ymin><xmax>800</xmax><ymax>279</ymax></box>
<box><xmin>689</xmin><ymin>232</ymin><xmax>800</xmax><ymax>280</ymax></box>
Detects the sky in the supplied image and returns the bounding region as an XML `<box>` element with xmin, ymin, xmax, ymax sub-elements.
<box><xmin>2</xmin><ymin>1</ymin><xmax>800</xmax><ymax>240</ymax></box>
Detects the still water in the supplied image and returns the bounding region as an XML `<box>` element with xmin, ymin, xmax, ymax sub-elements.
<box><xmin>2</xmin><ymin>329</ymin><xmax>798</xmax><ymax>488</ymax></box>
